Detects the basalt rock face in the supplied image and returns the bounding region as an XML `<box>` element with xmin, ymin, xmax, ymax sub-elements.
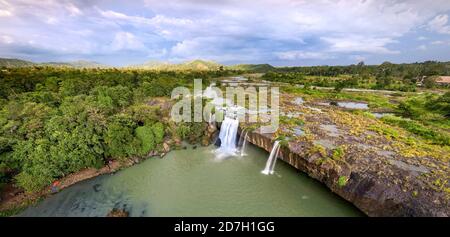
<box><xmin>243</xmin><ymin>129</ymin><xmax>449</xmax><ymax>217</ymax></box>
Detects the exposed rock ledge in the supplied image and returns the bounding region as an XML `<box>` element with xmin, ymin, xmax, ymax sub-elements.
<box><xmin>243</xmin><ymin>129</ymin><xmax>449</xmax><ymax>217</ymax></box>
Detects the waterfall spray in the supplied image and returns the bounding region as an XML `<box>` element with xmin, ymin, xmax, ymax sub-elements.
<box><xmin>240</xmin><ymin>130</ymin><xmax>249</xmax><ymax>156</ymax></box>
<box><xmin>261</xmin><ymin>140</ymin><xmax>281</xmax><ymax>175</ymax></box>
<box><xmin>238</xmin><ymin>128</ymin><xmax>247</xmax><ymax>147</ymax></box>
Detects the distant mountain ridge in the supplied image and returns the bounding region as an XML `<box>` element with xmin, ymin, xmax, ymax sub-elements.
<box><xmin>0</xmin><ymin>58</ymin><xmax>35</xmax><ymax>68</ymax></box>
<box><xmin>0</xmin><ymin>57</ymin><xmax>281</xmax><ymax>73</ymax></box>
<box><xmin>0</xmin><ymin>57</ymin><xmax>276</xmax><ymax>72</ymax></box>
<box><xmin>128</xmin><ymin>59</ymin><xmax>223</xmax><ymax>71</ymax></box>
<box><xmin>0</xmin><ymin>58</ymin><xmax>108</xmax><ymax>68</ymax></box>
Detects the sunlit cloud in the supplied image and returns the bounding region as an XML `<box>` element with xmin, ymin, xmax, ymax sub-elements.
<box><xmin>428</xmin><ymin>14</ymin><xmax>450</xmax><ymax>34</ymax></box>
<box><xmin>1</xmin><ymin>0</ymin><xmax>450</xmax><ymax>65</ymax></box>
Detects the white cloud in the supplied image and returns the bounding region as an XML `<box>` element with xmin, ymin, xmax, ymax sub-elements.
<box><xmin>428</xmin><ymin>14</ymin><xmax>450</xmax><ymax>34</ymax></box>
<box><xmin>45</xmin><ymin>16</ymin><xmax>58</xmax><ymax>25</ymax></box>
<box><xmin>0</xmin><ymin>0</ymin><xmax>13</xmax><ymax>17</ymax></box>
<box><xmin>2</xmin><ymin>0</ymin><xmax>450</xmax><ymax>64</ymax></box>
<box><xmin>349</xmin><ymin>55</ymin><xmax>366</xmax><ymax>62</ymax></box>
<box><xmin>275</xmin><ymin>51</ymin><xmax>332</xmax><ymax>60</ymax></box>
<box><xmin>0</xmin><ymin>9</ymin><xmax>12</xmax><ymax>17</ymax></box>
<box><xmin>431</xmin><ymin>40</ymin><xmax>450</xmax><ymax>45</ymax></box>
<box><xmin>110</xmin><ymin>32</ymin><xmax>146</xmax><ymax>51</ymax></box>
<box><xmin>169</xmin><ymin>37</ymin><xmax>263</xmax><ymax>63</ymax></box>
<box><xmin>98</xmin><ymin>9</ymin><xmax>193</xmax><ymax>27</ymax></box>
<box><xmin>65</xmin><ymin>3</ymin><xmax>82</xmax><ymax>16</ymax></box>
<box><xmin>432</xmin><ymin>40</ymin><xmax>445</xmax><ymax>45</ymax></box>
<box><xmin>147</xmin><ymin>48</ymin><xmax>167</xmax><ymax>59</ymax></box>
<box><xmin>321</xmin><ymin>36</ymin><xmax>399</xmax><ymax>54</ymax></box>
<box><xmin>418</xmin><ymin>45</ymin><xmax>427</xmax><ymax>51</ymax></box>
<box><xmin>171</xmin><ymin>39</ymin><xmax>200</xmax><ymax>57</ymax></box>
<box><xmin>0</xmin><ymin>35</ymin><xmax>14</xmax><ymax>44</ymax></box>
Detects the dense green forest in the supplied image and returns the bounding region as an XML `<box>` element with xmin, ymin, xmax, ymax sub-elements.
<box><xmin>263</xmin><ymin>61</ymin><xmax>450</xmax><ymax>91</ymax></box>
<box><xmin>0</xmin><ymin>67</ymin><xmax>232</xmax><ymax>192</ymax></box>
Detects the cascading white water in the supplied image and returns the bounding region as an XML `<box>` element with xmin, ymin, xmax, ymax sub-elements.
<box><xmin>215</xmin><ymin>117</ymin><xmax>239</xmax><ymax>158</ymax></box>
<box><xmin>261</xmin><ymin>140</ymin><xmax>281</xmax><ymax>175</ymax></box>
<box><xmin>240</xmin><ymin>130</ymin><xmax>249</xmax><ymax>156</ymax></box>
<box><xmin>237</xmin><ymin>128</ymin><xmax>246</xmax><ymax>147</ymax></box>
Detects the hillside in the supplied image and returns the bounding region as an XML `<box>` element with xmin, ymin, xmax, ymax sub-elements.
<box><xmin>129</xmin><ymin>59</ymin><xmax>222</xmax><ymax>70</ymax></box>
<box><xmin>227</xmin><ymin>64</ymin><xmax>275</xmax><ymax>72</ymax></box>
<box><xmin>0</xmin><ymin>58</ymin><xmax>107</xmax><ymax>68</ymax></box>
<box><xmin>0</xmin><ymin>58</ymin><xmax>35</xmax><ymax>67</ymax></box>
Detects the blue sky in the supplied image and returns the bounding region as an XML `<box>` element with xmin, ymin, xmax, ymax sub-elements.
<box><xmin>1</xmin><ymin>0</ymin><xmax>450</xmax><ymax>66</ymax></box>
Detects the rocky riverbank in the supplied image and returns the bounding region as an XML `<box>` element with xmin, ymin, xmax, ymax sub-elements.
<box><xmin>239</xmin><ymin>93</ymin><xmax>450</xmax><ymax>217</ymax></box>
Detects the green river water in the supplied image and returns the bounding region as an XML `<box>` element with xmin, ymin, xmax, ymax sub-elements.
<box><xmin>19</xmin><ymin>144</ymin><xmax>363</xmax><ymax>217</ymax></box>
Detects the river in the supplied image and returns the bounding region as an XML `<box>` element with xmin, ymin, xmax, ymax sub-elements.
<box><xmin>19</xmin><ymin>144</ymin><xmax>363</xmax><ymax>217</ymax></box>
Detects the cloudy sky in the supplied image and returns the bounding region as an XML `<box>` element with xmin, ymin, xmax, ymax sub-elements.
<box><xmin>1</xmin><ymin>0</ymin><xmax>450</xmax><ymax>66</ymax></box>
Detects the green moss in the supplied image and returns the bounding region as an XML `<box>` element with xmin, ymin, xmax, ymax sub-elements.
<box><xmin>369</xmin><ymin>124</ymin><xmax>399</xmax><ymax>139</ymax></box>
<box><xmin>309</xmin><ymin>144</ymin><xmax>327</xmax><ymax>158</ymax></box>
<box><xmin>332</xmin><ymin>146</ymin><xmax>345</xmax><ymax>160</ymax></box>
<box><xmin>280</xmin><ymin>116</ymin><xmax>304</xmax><ymax>127</ymax></box>
<box><xmin>338</xmin><ymin>176</ymin><xmax>348</xmax><ymax>187</ymax></box>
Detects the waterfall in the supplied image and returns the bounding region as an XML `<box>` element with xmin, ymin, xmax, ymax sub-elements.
<box><xmin>261</xmin><ymin>140</ymin><xmax>281</xmax><ymax>175</ymax></box>
<box><xmin>215</xmin><ymin>117</ymin><xmax>239</xmax><ymax>158</ymax></box>
<box><xmin>237</xmin><ymin>128</ymin><xmax>247</xmax><ymax>148</ymax></box>
<box><xmin>240</xmin><ymin>130</ymin><xmax>249</xmax><ymax>156</ymax></box>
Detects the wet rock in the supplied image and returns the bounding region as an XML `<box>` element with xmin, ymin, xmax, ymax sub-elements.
<box><xmin>320</xmin><ymin>124</ymin><xmax>340</xmax><ymax>137</ymax></box>
<box><xmin>214</xmin><ymin>137</ymin><xmax>221</xmax><ymax>147</ymax></box>
<box><xmin>163</xmin><ymin>143</ymin><xmax>170</xmax><ymax>153</ymax></box>
<box><xmin>388</xmin><ymin>159</ymin><xmax>429</xmax><ymax>174</ymax></box>
<box><xmin>201</xmin><ymin>136</ymin><xmax>210</xmax><ymax>146</ymax></box>
<box><xmin>313</xmin><ymin>139</ymin><xmax>336</xmax><ymax>149</ymax></box>
<box><xmin>174</xmin><ymin>138</ymin><xmax>182</xmax><ymax>146</ymax></box>
<box><xmin>208</xmin><ymin>124</ymin><xmax>217</xmax><ymax>133</ymax></box>
<box><xmin>376</xmin><ymin>150</ymin><xmax>395</xmax><ymax>158</ymax></box>
<box><xmin>93</xmin><ymin>184</ymin><xmax>102</xmax><ymax>192</ymax></box>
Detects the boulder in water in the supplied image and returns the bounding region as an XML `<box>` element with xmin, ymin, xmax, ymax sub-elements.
<box><xmin>163</xmin><ymin>142</ymin><xmax>170</xmax><ymax>153</ymax></box>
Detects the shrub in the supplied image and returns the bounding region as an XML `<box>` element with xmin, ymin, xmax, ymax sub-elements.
<box><xmin>174</xmin><ymin>123</ymin><xmax>191</xmax><ymax>140</ymax></box>
<box><xmin>151</xmin><ymin>122</ymin><xmax>165</xmax><ymax>144</ymax></box>
<box><xmin>135</xmin><ymin>126</ymin><xmax>155</xmax><ymax>155</ymax></box>
<box><xmin>15</xmin><ymin>171</ymin><xmax>53</xmax><ymax>193</ymax></box>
